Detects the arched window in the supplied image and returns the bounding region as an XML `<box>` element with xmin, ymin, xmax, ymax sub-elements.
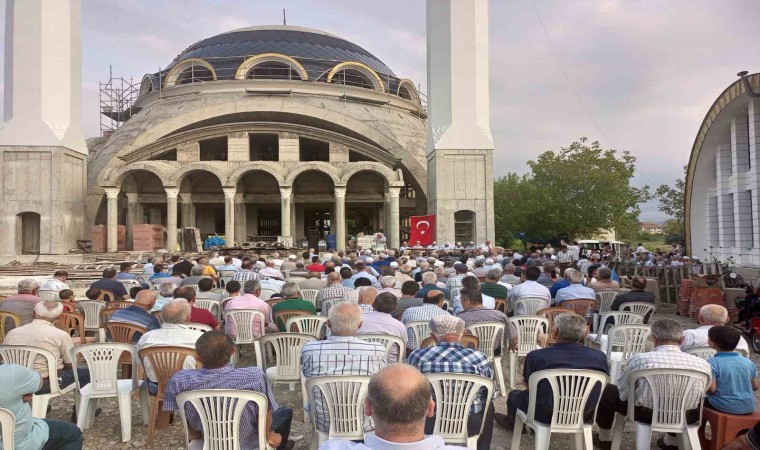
<box><xmin>176</xmin><ymin>66</ymin><xmax>214</xmax><ymax>85</ymax></box>
<box><xmin>139</xmin><ymin>75</ymin><xmax>154</xmax><ymax>96</ymax></box>
<box><xmin>246</xmin><ymin>62</ymin><xmax>301</xmax><ymax>80</ymax></box>
<box><xmin>454</xmin><ymin>210</ymin><xmax>475</xmax><ymax>244</ymax></box>
<box><xmin>164</xmin><ymin>58</ymin><xmax>217</xmax><ymax>87</ymax></box>
<box><xmin>327</xmin><ymin>62</ymin><xmax>385</xmax><ymax>92</ymax></box>
<box><xmin>396</xmin><ymin>79</ymin><xmax>420</xmax><ymax>104</ymax></box>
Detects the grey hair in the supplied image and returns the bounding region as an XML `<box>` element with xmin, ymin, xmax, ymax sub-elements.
<box><xmin>159</xmin><ymin>282</ymin><xmax>178</xmax><ymax>297</ymax></box>
<box><xmin>379</xmin><ymin>276</ymin><xmax>396</xmax><ymax>288</ymax></box>
<box><xmin>543</xmin><ymin>261</ymin><xmax>555</xmax><ymax>272</ymax></box>
<box><xmin>34</xmin><ymin>300</ymin><xmax>63</xmax><ymax>320</ymax></box>
<box><xmin>18</xmin><ymin>279</ymin><xmax>39</xmax><ymax>292</ymax></box>
<box><xmin>597</xmin><ymin>266</ymin><xmax>612</xmax><ymax>280</ymax></box>
<box><xmin>281</xmin><ymin>281</ymin><xmax>300</xmax><ymax>298</ymax></box>
<box><xmin>554</xmin><ymin>313</ymin><xmax>587</xmax><ymax>342</ymax></box>
<box><xmin>651</xmin><ymin>319</ymin><xmax>683</xmax><ymax>343</ymax></box>
<box><xmin>327</xmin><ymin>302</ymin><xmax>362</xmax><ymax>334</ymax></box>
<box><xmin>486</xmin><ymin>267</ymin><xmax>503</xmax><ymax>281</ymax></box>
<box><xmin>243</xmin><ymin>279</ymin><xmax>261</xmax><ymax>295</ymax></box>
<box><xmin>421</xmin><ymin>271</ymin><xmax>437</xmax><ymax>285</ymax></box>
<box><xmin>503</xmin><ymin>264</ymin><xmax>516</xmax><ymax>273</ymax></box>
<box><xmin>161</xmin><ymin>299</ymin><xmax>191</xmax><ymax>324</ymax></box>
<box><xmin>699</xmin><ymin>304</ymin><xmax>728</xmax><ymax>325</ymax></box>
<box><xmin>190</xmin><ymin>265</ymin><xmax>205</xmax><ymax>276</ymax></box>
<box><xmin>567</xmin><ymin>269</ymin><xmax>584</xmax><ymax>284</ymax></box>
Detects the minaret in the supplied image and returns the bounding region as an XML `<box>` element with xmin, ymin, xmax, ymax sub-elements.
<box><xmin>0</xmin><ymin>0</ymin><xmax>87</xmax><ymax>257</ymax></box>
<box><xmin>426</xmin><ymin>0</ymin><xmax>495</xmax><ymax>244</ymax></box>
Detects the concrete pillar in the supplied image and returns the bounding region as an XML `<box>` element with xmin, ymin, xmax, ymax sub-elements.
<box><xmin>179</xmin><ymin>193</ymin><xmax>195</xmax><ymax>228</ymax></box>
<box><xmin>165</xmin><ymin>188</ymin><xmax>179</xmax><ymax>252</ymax></box>
<box><xmin>387</xmin><ymin>187</ymin><xmax>401</xmax><ymax>249</ymax></box>
<box><xmin>227</xmin><ymin>132</ymin><xmax>249</xmax><ymax>161</ymax></box>
<box><xmin>235</xmin><ymin>193</ymin><xmax>247</xmax><ymax>242</ymax></box>
<box><xmin>279</xmin><ymin>132</ymin><xmax>300</xmax><ymax>162</ymax></box>
<box><xmin>280</xmin><ymin>187</ymin><xmax>292</xmax><ymax>239</ymax></box>
<box><xmin>125</xmin><ymin>193</ymin><xmax>139</xmax><ymax>250</ymax></box>
<box><xmin>334</xmin><ymin>186</ymin><xmax>347</xmax><ymax>251</ymax></box>
<box><xmin>223</xmin><ymin>188</ymin><xmax>236</xmax><ymax>246</ymax></box>
<box><xmin>105</xmin><ymin>188</ymin><xmax>119</xmax><ymax>252</ymax></box>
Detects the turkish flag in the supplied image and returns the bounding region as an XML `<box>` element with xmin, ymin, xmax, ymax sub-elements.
<box><xmin>409</xmin><ymin>215</ymin><xmax>435</xmax><ymax>246</ymax></box>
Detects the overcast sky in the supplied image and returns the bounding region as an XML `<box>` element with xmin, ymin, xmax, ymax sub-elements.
<box><xmin>2</xmin><ymin>0</ymin><xmax>759</xmax><ymax>222</ymax></box>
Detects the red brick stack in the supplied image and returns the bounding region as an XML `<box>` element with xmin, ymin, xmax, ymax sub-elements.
<box><xmin>91</xmin><ymin>225</ymin><xmax>126</xmax><ymax>252</ymax></box>
<box><xmin>132</xmin><ymin>224</ymin><xmax>165</xmax><ymax>251</ymax></box>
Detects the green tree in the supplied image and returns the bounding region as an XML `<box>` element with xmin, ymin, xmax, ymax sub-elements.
<box><xmin>655</xmin><ymin>166</ymin><xmax>686</xmax><ymax>223</ymax></box>
<box><xmin>662</xmin><ymin>218</ymin><xmax>684</xmax><ymax>244</ymax></box>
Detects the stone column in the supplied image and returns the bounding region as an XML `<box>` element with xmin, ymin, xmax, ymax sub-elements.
<box><xmin>280</xmin><ymin>187</ymin><xmax>292</xmax><ymax>239</ymax></box>
<box><xmin>235</xmin><ymin>193</ymin><xmax>247</xmax><ymax>243</ymax></box>
<box><xmin>105</xmin><ymin>188</ymin><xmax>120</xmax><ymax>252</ymax></box>
<box><xmin>387</xmin><ymin>187</ymin><xmax>401</xmax><ymax>249</ymax></box>
<box><xmin>179</xmin><ymin>193</ymin><xmax>194</xmax><ymax>228</ymax></box>
<box><xmin>223</xmin><ymin>188</ymin><xmax>236</xmax><ymax>246</ymax></box>
<box><xmin>165</xmin><ymin>188</ymin><xmax>179</xmax><ymax>251</ymax></box>
<box><xmin>334</xmin><ymin>186</ymin><xmax>347</xmax><ymax>251</ymax></box>
<box><xmin>125</xmin><ymin>193</ymin><xmax>140</xmax><ymax>250</ymax></box>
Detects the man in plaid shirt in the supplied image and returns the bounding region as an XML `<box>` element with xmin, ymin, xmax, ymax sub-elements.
<box><xmin>317</xmin><ymin>272</ymin><xmax>351</xmax><ymax>309</ymax></box>
<box><xmin>408</xmin><ymin>315</ymin><xmax>495</xmax><ymax>450</ymax></box>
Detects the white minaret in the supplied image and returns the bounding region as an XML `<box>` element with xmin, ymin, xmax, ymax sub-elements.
<box><xmin>0</xmin><ymin>0</ymin><xmax>87</xmax><ymax>257</ymax></box>
<box><xmin>426</xmin><ymin>0</ymin><xmax>495</xmax><ymax>244</ymax></box>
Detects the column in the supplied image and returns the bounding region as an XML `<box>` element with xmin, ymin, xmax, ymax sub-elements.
<box><xmin>105</xmin><ymin>188</ymin><xmax>120</xmax><ymax>252</ymax></box>
<box><xmin>165</xmin><ymin>188</ymin><xmax>179</xmax><ymax>252</ymax></box>
<box><xmin>334</xmin><ymin>186</ymin><xmax>347</xmax><ymax>251</ymax></box>
<box><xmin>235</xmin><ymin>193</ymin><xmax>247</xmax><ymax>243</ymax></box>
<box><xmin>179</xmin><ymin>193</ymin><xmax>194</xmax><ymax>228</ymax></box>
<box><xmin>280</xmin><ymin>187</ymin><xmax>292</xmax><ymax>239</ymax></box>
<box><xmin>387</xmin><ymin>187</ymin><xmax>401</xmax><ymax>249</ymax></box>
<box><xmin>125</xmin><ymin>193</ymin><xmax>140</xmax><ymax>251</ymax></box>
<box><xmin>223</xmin><ymin>188</ymin><xmax>236</xmax><ymax>246</ymax></box>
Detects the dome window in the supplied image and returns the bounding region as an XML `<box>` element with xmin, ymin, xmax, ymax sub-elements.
<box><xmin>246</xmin><ymin>62</ymin><xmax>301</xmax><ymax>80</ymax></box>
<box><xmin>327</xmin><ymin>62</ymin><xmax>385</xmax><ymax>92</ymax></box>
<box><xmin>164</xmin><ymin>58</ymin><xmax>217</xmax><ymax>87</ymax></box>
<box><xmin>396</xmin><ymin>79</ymin><xmax>420</xmax><ymax>104</ymax></box>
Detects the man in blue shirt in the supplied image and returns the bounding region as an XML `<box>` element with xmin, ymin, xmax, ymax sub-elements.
<box><xmin>115</xmin><ymin>262</ymin><xmax>148</xmax><ymax>288</ymax></box>
<box><xmin>554</xmin><ymin>269</ymin><xmax>596</xmax><ymax>305</ymax></box>
<box><xmin>91</xmin><ymin>268</ymin><xmax>129</xmax><ymax>300</ymax></box>
<box><xmin>110</xmin><ymin>290</ymin><xmax>161</xmax><ymax>342</ymax></box>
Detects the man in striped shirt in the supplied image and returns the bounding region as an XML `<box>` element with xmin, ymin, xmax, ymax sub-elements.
<box><xmin>301</xmin><ymin>302</ymin><xmax>387</xmax><ymax>433</ymax></box>
<box><xmin>402</xmin><ymin>290</ymin><xmax>450</xmax><ymax>349</ymax></box>
<box><xmin>317</xmin><ymin>272</ymin><xmax>351</xmax><ymax>309</ymax></box>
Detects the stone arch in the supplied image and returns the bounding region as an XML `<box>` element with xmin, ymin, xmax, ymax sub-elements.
<box><xmin>226</xmin><ymin>163</ymin><xmax>286</xmax><ymax>186</ymax></box>
<box><xmin>164</xmin><ymin>58</ymin><xmax>217</xmax><ymax>87</ymax></box>
<box><xmin>396</xmin><ymin>79</ymin><xmax>420</xmax><ymax>104</ymax></box>
<box><xmin>340</xmin><ymin>162</ymin><xmax>401</xmax><ymax>185</ymax></box>
<box><xmin>106</xmin><ymin>162</ymin><xmax>173</xmax><ymax>189</ymax></box>
<box><xmin>285</xmin><ymin>162</ymin><xmax>341</xmax><ymax>185</ymax></box>
<box><xmin>168</xmin><ymin>163</ymin><xmax>227</xmax><ymax>187</ymax></box>
<box><xmin>235</xmin><ymin>53</ymin><xmax>309</xmax><ymax>81</ymax></box>
<box><xmin>327</xmin><ymin>62</ymin><xmax>385</xmax><ymax>92</ymax></box>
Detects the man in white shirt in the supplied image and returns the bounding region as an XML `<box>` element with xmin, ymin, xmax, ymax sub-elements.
<box><xmin>39</xmin><ymin>270</ymin><xmax>70</xmax><ymax>291</ymax></box>
<box><xmin>511</xmin><ymin>266</ymin><xmax>551</xmax><ymax>302</ymax></box>
<box><xmin>681</xmin><ymin>304</ymin><xmax>749</xmax><ymax>353</ymax></box>
<box><xmin>566</xmin><ymin>241</ymin><xmax>581</xmax><ymax>261</ymax></box>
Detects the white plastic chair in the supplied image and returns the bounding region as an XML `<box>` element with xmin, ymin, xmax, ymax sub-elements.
<box><xmin>405</xmin><ymin>320</ymin><xmax>430</xmax><ymax>351</ymax></box>
<box><xmin>605</xmin><ymin>325</ymin><xmax>651</xmax><ymax>384</ymax></box>
<box><xmin>194</xmin><ymin>298</ymin><xmax>221</xmax><ymax>320</ymax></box>
<box><xmin>511</xmin><ymin>369</ymin><xmax>608</xmax><ymax>450</ymax></box>
<box><xmin>77</xmin><ymin>300</ymin><xmax>107</xmax><ymax>342</ymax></box>
<box><xmin>0</xmin><ymin>407</ymin><xmax>15</xmax><ymax>449</ymax></box>
<box><xmin>119</xmin><ymin>279</ymin><xmax>141</xmax><ymax>290</ymax></box>
<box><xmin>586</xmin><ymin>312</ymin><xmax>644</xmax><ymax>352</ymax></box>
<box><xmin>185</xmin><ymin>323</ymin><xmax>213</xmax><ymax>332</ymax></box>
<box><xmin>71</xmin><ymin>343</ymin><xmax>149</xmax><ymax>442</ymax></box>
<box><xmin>286</xmin><ymin>315</ymin><xmax>328</xmax><ymax>339</ymax></box>
<box><xmin>360</xmin><ymin>333</ymin><xmax>406</xmax><ymax>363</ymax></box>
<box><xmin>514</xmin><ymin>298</ymin><xmax>551</xmax><ymax>316</ymax></box>
<box><xmin>38</xmin><ymin>290</ymin><xmax>60</xmax><ymax>301</ymax></box>
<box><xmin>176</xmin><ymin>389</ymin><xmax>275</xmax><ymax>450</ymax></box>
<box><xmin>260</xmin><ymin>333</ymin><xmax>316</xmax><ymax>390</ymax></box>
<box><xmin>466</xmin><ymin>321</ymin><xmax>508</xmax><ymax>396</ymax></box>
<box><xmin>224</xmin><ymin>309</ymin><xmax>266</xmax><ymax>367</ymax></box>
<box><xmin>426</xmin><ymin>373</ymin><xmax>495</xmax><ymax>449</ymax></box>
<box><xmin>320</xmin><ymin>298</ymin><xmax>344</xmax><ymax>316</ymax></box>
<box><xmin>305</xmin><ymin>375</ymin><xmax>371</xmax><ymax>449</ymax></box>
<box><xmin>301</xmin><ymin>289</ymin><xmax>320</xmax><ymax>309</ymax></box>
<box><xmin>0</xmin><ymin>345</ymin><xmax>77</xmax><ymax>418</ymax></box>
<box><xmin>508</xmin><ymin>316</ymin><xmax>549</xmax><ymax>390</ymax></box>
<box><xmin>259</xmin><ymin>288</ymin><xmax>276</xmax><ymax>301</ymax></box>
<box><xmin>611</xmin><ymin>369</ymin><xmax>710</xmax><ymax>450</ymax></box>
<box><xmin>593</xmin><ymin>291</ymin><xmax>619</xmax><ymax>332</ymax></box>
<box><xmin>684</xmin><ymin>346</ymin><xmax>717</xmax><ymax>360</ymax></box>
<box><xmin>620</xmin><ymin>302</ymin><xmax>655</xmax><ymax>323</ymax></box>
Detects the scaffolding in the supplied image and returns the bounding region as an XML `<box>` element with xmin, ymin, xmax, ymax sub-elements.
<box><xmin>99</xmin><ymin>66</ymin><xmax>140</xmax><ymax>137</ymax></box>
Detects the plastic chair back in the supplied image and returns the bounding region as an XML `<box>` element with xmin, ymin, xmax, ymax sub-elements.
<box><xmin>0</xmin><ymin>345</ymin><xmax>62</xmax><ymax>393</ymax></box>
<box><xmin>526</xmin><ymin>369</ymin><xmax>608</xmax><ymax>431</ymax></box>
<box><xmin>176</xmin><ymin>389</ymin><xmax>271</xmax><ymax>450</ymax></box>
<box><xmin>514</xmin><ymin>297</ymin><xmax>550</xmax><ymax>316</ymax></box>
<box><xmin>624</xmin><ymin>368</ymin><xmax>709</xmax><ymax>431</ymax></box>
<box><xmin>537</xmin><ymin>307</ymin><xmax>577</xmax><ymax>344</ymax></box>
<box><xmin>105</xmin><ymin>301</ymin><xmax>132</xmax><ymax>310</ymax></box>
<box><xmin>273</xmin><ymin>309</ymin><xmax>312</xmax><ymax>331</ymax></box>
<box><xmin>425</xmin><ymin>373</ymin><xmax>495</xmax><ymax>445</ymax></box>
<box><xmin>105</xmin><ymin>322</ymin><xmax>147</xmax><ymax>343</ymax></box>
<box><xmin>259</xmin><ymin>289</ymin><xmax>276</xmax><ymax>300</ymax></box>
<box><xmin>38</xmin><ymin>290</ymin><xmax>60</xmax><ymax>301</ymax></box>
<box><xmin>259</xmin><ymin>333</ymin><xmax>317</xmax><ymax>382</ymax></box>
<box><xmin>186</xmin><ymin>323</ymin><xmax>213</xmax><ymax>332</ymax></box>
<box><xmin>684</xmin><ymin>346</ymin><xmax>717</xmax><ymax>360</ymax></box>
<box><xmin>320</xmin><ymin>298</ymin><xmax>344</xmax><ymax>316</ymax></box>
<box><xmin>620</xmin><ymin>302</ymin><xmax>656</xmax><ymax>323</ymax></box>
<box><xmin>306</xmin><ymin>375</ymin><xmax>371</xmax><ymax>441</ymax></box>
<box><xmin>286</xmin><ymin>315</ymin><xmax>328</xmax><ymax>339</ymax></box>
<box><xmin>138</xmin><ymin>346</ymin><xmax>200</xmax><ymax>398</ymax></box>
<box><xmin>405</xmin><ymin>321</ymin><xmax>430</xmax><ymax>351</ymax></box>
<box><xmin>0</xmin><ymin>311</ymin><xmax>21</xmax><ymax>341</ymax></box>
<box><xmin>564</xmin><ymin>299</ymin><xmax>596</xmax><ymax>317</ymax></box>
<box><xmin>77</xmin><ymin>300</ymin><xmax>106</xmax><ymax>330</ymax></box>
<box><xmin>71</xmin><ymin>343</ymin><xmax>138</xmax><ymax>397</ymax></box>
<box><xmin>606</xmin><ymin>325</ymin><xmax>651</xmax><ymax>361</ymax></box>
<box><xmin>301</xmin><ymin>289</ymin><xmax>320</xmax><ymax>308</ymax></box>
<box><xmin>194</xmin><ymin>298</ymin><xmax>220</xmax><ymax>319</ymax></box>
<box><xmin>119</xmin><ymin>279</ymin><xmax>141</xmax><ymax>289</ymax></box>
<box><xmin>360</xmin><ymin>333</ymin><xmax>406</xmax><ymax>363</ymax></box>
<box><xmin>597</xmin><ymin>311</ymin><xmax>644</xmax><ymax>336</ymax></box>
<box><xmin>596</xmin><ymin>291</ymin><xmax>618</xmax><ymax>314</ymax></box>
<box><xmin>0</xmin><ymin>407</ymin><xmax>15</xmax><ymax>449</ymax></box>
<box><xmin>511</xmin><ymin>316</ymin><xmax>549</xmax><ymax>355</ymax></box>
<box><xmin>225</xmin><ymin>309</ymin><xmax>266</xmax><ymax>344</ymax></box>
<box><xmin>465</xmin><ymin>321</ymin><xmax>506</xmax><ymax>358</ymax></box>
<box><xmin>420</xmin><ymin>335</ymin><xmax>479</xmax><ymax>350</ymax></box>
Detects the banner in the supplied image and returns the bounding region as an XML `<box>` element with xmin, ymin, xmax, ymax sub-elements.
<box><xmin>409</xmin><ymin>214</ymin><xmax>436</xmax><ymax>246</ymax></box>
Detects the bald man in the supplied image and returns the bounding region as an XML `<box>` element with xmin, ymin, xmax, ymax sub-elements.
<box><xmin>110</xmin><ymin>289</ymin><xmax>160</xmax><ymax>340</ymax></box>
<box><xmin>321</xmin><ymin>364</ymin><xmax>461</xmax><ymax>449</ymax></box>
<box><xmin>681</xmin><ymin>304</ymin><xmax>749</xmax><ymax>354</ymax></box>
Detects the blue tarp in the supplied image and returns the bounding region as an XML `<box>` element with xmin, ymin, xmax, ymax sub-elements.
<box><xmin>204</xmin><ymin>236</ymin><xmax>226</xmax><ymax>249</ymax></box>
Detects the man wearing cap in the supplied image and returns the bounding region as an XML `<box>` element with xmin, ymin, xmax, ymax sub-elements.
<box><xmin>280</xmin><ymin>254</ymin><xmax>297</xmax><ymax>273</ymax></box>
<box><xmin>0</xmin><ymin>279</ymin><xmax>42</xmax><ymax>328</ymax></box>
<box><xmin>408</xmin><ymin>315</ymin><xmax>495</xmax><ymax>450</ymax></box>
<box><xmin>472</xmin><ymin>257</ymin><xmax>488</xmax><ymax>278</ymax></box>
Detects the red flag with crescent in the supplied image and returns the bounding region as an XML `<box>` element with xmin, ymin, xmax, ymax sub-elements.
<box><xmin>409</xmin><ymin>215</ymin><xmax>435</xmax><ymax>246</ymax></box>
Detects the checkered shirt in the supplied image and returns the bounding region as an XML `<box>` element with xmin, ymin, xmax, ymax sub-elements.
<box><xmin>317</xmin><ymin>284</ymin><xmax>351</xmax><ymax>308</ymax></box>
<box><xmin>556</xmin><ymin>250</ymin><xmax>574</xmax><ymax>264</ymax></box>
<box><xmin>301</xmin><ymin>336</ymin><xmax>387</xmax><ymax>432</ymax></box>
<box><xmin>401</xmin><ymin>304</ymin><xmax>450</xmax><ymax>349</ymax></box>
<box><xmin>618</xmin><ymin>345</ymin><xmax>712</xmax><ymax>410</ymax></box>
<box><xmin>232</xmin><ymin>271</ymin><xmax>259</xmax><ymax>282</ymax></box>
<box><xmin>445</xmin><ymin>274</ymin><xmax>466</xmax><ymax>292</ymax></box>
<box><xmin>408</xmin><ymin>342</ymin><xmax>494</xmax><ymax>413</ymax></box>
<box><xmin>163</xmin><ymin>365</ymin><xmax>277</xmax><ymax>450</ymax></box>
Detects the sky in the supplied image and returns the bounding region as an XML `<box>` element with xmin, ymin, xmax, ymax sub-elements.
<box><xmin>2</xmin><ymin>0</ymin><xmax>759</xmax><ymax>222</ymax></box>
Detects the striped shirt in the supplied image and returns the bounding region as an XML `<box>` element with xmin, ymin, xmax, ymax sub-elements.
<box><xmin>110</xmin><ymin>305</ymin><xmax>161</xmax><ymax>337</ymax></box>
<box><xmin>408</xmin><ymin>342</ymin><xmax>494</xmax><ymax>413</ymax></box>
<box><xmin>163</xmin><ymin>365</ymin><xmax>277</xmax><ymax>450</ymax></box>
<box><xmin>402</xmin><ymin>304</ymin><xmax>450</xmax><ymax>349</ymax></box>
<box><xmin>232</xmin><ymin>271</ymin><xmax>259</xmax><ymax>282</ymax></box>
<box><xmin>301</xmin><ymin>335</ymin><xmax>387</xmax><ymax>432</ymax></box>
<box><xmin>3</xmin><ymin>319</ymin><xmax>74</xmax><ymax>377</ymax></box>
<box><xmin>136</xmin><ymin>324</ymin><xmax>203</xmax><ymax>382</ymax></box>
<box><xmin>618</xmin><ymin>345</ymin><xmax>711</xmax><ymax>409</ymax></box>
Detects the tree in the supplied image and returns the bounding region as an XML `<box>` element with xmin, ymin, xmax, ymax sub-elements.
<box><xmin>493</xmin><ymin>138</ymin><xmax>651</xmax><ymax>243</ymax></box>
<box><xmin>655</xmin><ymin>166</ymin><xmax>686</xmax><ymax>223</ymax></box>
